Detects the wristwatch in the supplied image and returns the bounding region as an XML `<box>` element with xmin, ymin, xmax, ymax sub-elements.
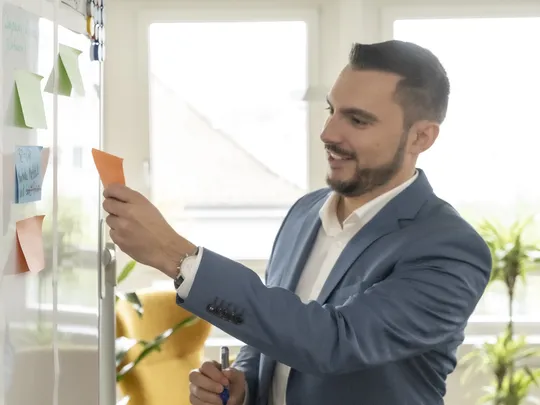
<box><xmin>173</xmin><ymin>246</ymin><xmax>200</xmax><ymax>289</ymax></box>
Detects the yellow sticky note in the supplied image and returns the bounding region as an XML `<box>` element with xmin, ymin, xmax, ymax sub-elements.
<box><xmin>13</xmin><ymin>70</ymin><xmax>47</xmax><ymax>129</ymax></box>
<box><xmin>92</xmin><ymin>148</ymin><xmax>125</xmax><ymax>187</ymax></box>
<box><xmin>16</xmin><ymin>215</ymin><xmax>46</xmax><ymax>274</ymax></box>
<box><xmin>45</xmin><ymin>44</ymin><xmax>85</xmax><ymax>97</ymax></box>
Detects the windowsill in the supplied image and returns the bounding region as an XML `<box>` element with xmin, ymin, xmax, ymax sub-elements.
<box><xmin>202</xmin><ymin>336</ymin><xmax>540</xmax><ymax>369</ymax></box>
<box><xmin>21</xmin><ymin>305</ymin><xmax>540</xmax><ymax>336</ymax></box>
<box><xmin>204</xmin><ymin>335</ymin><xmax>540</xmax><ymax>349</ymax></box>
<box><xmin>21</xmin><ymin>303</ymin><xmax>540</xmax><ymax>353</ymax></box>
<box><xmin>205</xmin><ymin>336</ymin><xmax>244</xmax><ymax>347</ymax></box>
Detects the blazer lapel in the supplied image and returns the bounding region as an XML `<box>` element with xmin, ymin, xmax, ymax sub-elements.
<box><xmin>316</xmin><ymin>169</ymin><xmax>433</xmax><ymax>304</ymax></box>
<box><xmin>316</xmin><ymin>214</ymin><xmax>399</xmax><ymax>304</ymax></box>
<box><xmin>258</xmin><ymin>195</ymin><xmax>326</xmax><ymax>403</ymax></box>
<box><xmin>279</xmin><ymin>199</ymin><xmax>325</xmax><ymax>291</ymax></box>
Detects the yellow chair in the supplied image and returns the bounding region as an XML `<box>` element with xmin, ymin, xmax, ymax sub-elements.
<box><xmin>116</xmin><ymin>288</ymin><xmax>212</xmax><ymax>405</ymax></box>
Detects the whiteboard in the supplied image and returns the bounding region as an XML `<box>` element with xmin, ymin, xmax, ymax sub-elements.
<box><xmin>0</xmin><ymin>1</ymin><xmax>113</xmax><ymax>405</ymax></box>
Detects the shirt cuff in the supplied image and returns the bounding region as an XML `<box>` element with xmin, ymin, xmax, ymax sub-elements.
<box><xmin>176</xmin><ymin>247</ymin><xmax>204</xmax><ymax>299</ymax></box>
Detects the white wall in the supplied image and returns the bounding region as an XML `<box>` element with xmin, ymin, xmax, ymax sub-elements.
<box><xmin>104</xmin><ymin>0</ymin><xmax>540</xmax><ymax>403</ymax></box>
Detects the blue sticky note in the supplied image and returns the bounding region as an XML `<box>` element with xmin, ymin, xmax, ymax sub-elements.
<box><xmin>14</xmin><ymin>146</ymin><xmax>43</xmax><ymax>203</ymax></box>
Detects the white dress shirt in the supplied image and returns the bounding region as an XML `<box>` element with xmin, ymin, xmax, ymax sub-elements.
<box><xmin>177</xmin><ymin>171</ymin><xmax>418</xmax><ymax>405</ymax></box>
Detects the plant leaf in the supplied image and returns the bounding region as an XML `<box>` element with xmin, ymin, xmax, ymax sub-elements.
<box><xmin>117</xmin><ymin>260</ymin><xmax>137</xmax><ymax>284</ymax></box>
<box><xmin>116</xmin><ymin>292</ymin><xmax>143</xmax><ymax>318</ymax></box>
<box><xmin>116</xmin><ymin>342</ymin><xmax>162</xmax><ymax>381</ymax></box>
<box><xmin>115</xmin><ymin>336</ymin><xmax>139</xmax><ymax>366</ymax></box>
<box><xmin>116</xmin><ymin>316</ymin><xmax>199</xmax><ymax>381</ymax></box>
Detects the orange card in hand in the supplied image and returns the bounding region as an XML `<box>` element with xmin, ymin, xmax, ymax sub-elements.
<box><xmin>92</xmin><ymin>148</ymin><xmax>125</xmax><ymax>187</ymax></box>
<box><xmin>16</xmin><ymin>215</ymin><xmax>46</xmax><ymax>274</ymax></box>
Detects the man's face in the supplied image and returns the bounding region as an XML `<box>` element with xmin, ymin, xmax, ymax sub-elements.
<box><xmin>322</xmin><ymin>66</ymin><xmax>410</xmax><ymax>197</ymax></box>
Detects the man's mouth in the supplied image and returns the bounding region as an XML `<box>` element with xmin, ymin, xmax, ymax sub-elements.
<box><xmin>326</xmin><ymin>149</ymin><xmax>353</xmax><ymax>161</ymax></box>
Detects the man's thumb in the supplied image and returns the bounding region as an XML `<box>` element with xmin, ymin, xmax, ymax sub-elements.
<box><xmin>223</xmin><ymin>369</ymin><xmax>246</xmax><ymax>405</ymax></box>
<box><xmin>222</xmin><ymin>368</ymin><xmax>243</xmax><ymax>383</ymax></box>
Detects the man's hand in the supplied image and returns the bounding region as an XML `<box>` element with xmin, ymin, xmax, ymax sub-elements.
<box><xmin>189</xmin><ymin>361</ymin><xmax>246</xmax><ymax>405</ymax></box>
<box><xmin>102</xmin><ymin>183</ymin><xmax>195</xmax><ymax>277</ymax></box>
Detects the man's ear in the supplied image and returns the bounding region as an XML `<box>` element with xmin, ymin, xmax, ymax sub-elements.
<box><xmin>409</xmin><ymin>121</ymin><xmax>439</xmax><ymax>154</ymax></box>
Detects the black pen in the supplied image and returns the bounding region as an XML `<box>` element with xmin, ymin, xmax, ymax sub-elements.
<box><xmin>220</xmin><ymin>346</ymin><xmax>230</xmax><ymax>405</ymax></box>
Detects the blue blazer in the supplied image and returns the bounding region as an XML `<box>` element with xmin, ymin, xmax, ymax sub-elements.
<box><xmin>178</xmin><ymin>169</ymin><xmax>492</xmax><ymax>405</ymax></box>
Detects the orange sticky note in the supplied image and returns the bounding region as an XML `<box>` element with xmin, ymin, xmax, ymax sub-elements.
<box><xmin>92</xmin><ymin>148</ymin><xmax>125</xmax><ymax>187</ymax></box>
<box><xmin>15</xmin><ymin>215</ymin><xmax>46</xmax><ymax>274</ymax></box>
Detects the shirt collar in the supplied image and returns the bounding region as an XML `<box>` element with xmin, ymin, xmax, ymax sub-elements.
<box><xmin>319</xmin><ymin>170</ymin><xmax>419</xmax><ymax>237</ymax></box>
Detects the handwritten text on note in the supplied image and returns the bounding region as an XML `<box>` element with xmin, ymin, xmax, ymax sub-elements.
<box><xmin>15</xmin><ymin>146</ymin><xmax>43</xmax><ymax>203</ymax></box>
<box><xmin>2</xmin><ymin>5</ymin><xmax>39</xmax><ymax>54</ymax></box>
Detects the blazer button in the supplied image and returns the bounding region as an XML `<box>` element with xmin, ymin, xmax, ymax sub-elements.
<box><xmin>232</xmin><ymin>315</ymin><xmax>243</xmax><ymax>325</ymax></box>
<box><xmin>206</xmin><ymin>304</ymin><xmax>216</xmax><ymax>313</ymax></box>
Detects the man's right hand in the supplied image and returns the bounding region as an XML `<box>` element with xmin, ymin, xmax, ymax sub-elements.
<box><xmin>189</xmin><ymin>360</ymin><xmax>246</xmax><ymax>405</ymax></box>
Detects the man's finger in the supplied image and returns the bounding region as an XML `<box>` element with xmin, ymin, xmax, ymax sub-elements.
<box><xmin>105</xmin><ymin>214</ymin><xmax>120</xmax><ymax>230</ymax></box>
<box><xmin>103</xmin><ymin>183</ymin><xmax>136</xmax><ymax>203</ymax></box>
<box><xmin>200</xmin><ymin>362</ymin><xmax>228</xmax><ymax>386</ymax></box>
<box><xmin>109</xmin><ymin>229</ymin><xmax>119</xmax><ymax>244</ymax></box>
<box><xmin>102</xmin><ymin>198</ymin><xmax>124</xmax><ymax>216</ymax></box>
<box><xmin>189</xmin><ymin>371</ymin><xmax>224</xmax><ymax>394</ymax></box>
<box><xmin>189</xmin><ymin>385</ymin><xmax>222</xmax><ymax>404</ymax></box>
<box><xmin>189</xmin><ymin>392</ymin><xmax>214</xmax><ymax>405</ymax></box>
<box><xmin>188</xmin><ymin>393</ymin><xmax>205</xmax><ymax>405</ymax></box>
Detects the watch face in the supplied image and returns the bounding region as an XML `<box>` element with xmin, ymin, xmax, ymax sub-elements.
<box><xmin>182</xmin><ymin>255</ymin><xmax>195</xmax><ymax>269</ymax></box>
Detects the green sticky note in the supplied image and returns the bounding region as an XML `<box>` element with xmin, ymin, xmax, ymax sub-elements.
<box><xmin>45</xmin><ymin>44</ymin><xmax>85</xmax><ymax>97</ymax></box>
<box><xmin>13</xmin><ymin>70</ymin><xmax>48</xmax><ymax>129</ymax></box>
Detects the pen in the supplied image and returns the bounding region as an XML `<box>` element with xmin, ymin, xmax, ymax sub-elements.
<box><xmin>220</xmin><ymin>346</ymin><xmax>230</xmax><ymax>405</ymax></box>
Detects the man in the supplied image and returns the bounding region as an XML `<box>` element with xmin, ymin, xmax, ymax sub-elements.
<box><xmin>102</xmin><ymin>40</ymin><xmax>492</xmax><ymax>405</ymax></box>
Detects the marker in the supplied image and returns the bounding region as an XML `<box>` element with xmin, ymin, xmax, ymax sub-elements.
<box><xmin>220</xmin><ymin>346</ymin><xmax>230</xmax><ymax>405</ymax></box>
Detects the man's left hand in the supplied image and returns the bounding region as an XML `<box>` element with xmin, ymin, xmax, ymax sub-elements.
<box><xmin>102</xmin><ymin>183</ymin><xmax>195</xmax><ymax>277</ymax></box>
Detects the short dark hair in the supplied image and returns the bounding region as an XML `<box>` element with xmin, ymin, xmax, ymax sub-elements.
<box><xmin>348</xmin><ymin>40</ymin><xmax>450</xmax><ymax>128</ymax></box>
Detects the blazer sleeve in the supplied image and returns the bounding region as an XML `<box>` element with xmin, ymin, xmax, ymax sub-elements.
<box><xmin>177</xmin><ymin>224</ymin><xmax>491</xmax><ymax>376</ymax></box>
<box><xmin>232</xmin><ymin>345</ymin><xmax>260</xmax><ymax>405</ymax></box>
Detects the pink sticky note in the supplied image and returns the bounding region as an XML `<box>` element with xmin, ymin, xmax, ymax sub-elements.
<box><xmin>16</xmin><ymin>215</ymin><xmax>46</xmax><ymax>273</ymax></box>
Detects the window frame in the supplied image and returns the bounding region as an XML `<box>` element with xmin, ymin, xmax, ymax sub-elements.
<box><xmin>137</xmin><ymin>6</ymin><xmax>321</xmax><ymax>340</ymax></box>
<box><xmin>22</xmin><ymin>3</ymin><xmax>322</xmax><ymax>343</ymax></box>
<box><xmin>380</xmin><ymin>3</ymin><xmax>540</xmax><ymax>338</ymax></box>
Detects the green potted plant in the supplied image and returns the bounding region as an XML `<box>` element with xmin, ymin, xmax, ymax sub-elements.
<box><xmin>462</xmin><ymin>219</ymin><xmax>540</xmax><ymax>404</ymax></box>
<box><xmin>114</xmin><ymin>260</ymin><xmax>198</xmax><ymax>404</ymax></box>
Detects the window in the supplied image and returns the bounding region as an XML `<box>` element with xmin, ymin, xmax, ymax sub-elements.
<box><xmin>72</xmin><ymin>146</ymin><xmax>83</xmax><ymax>168</ymax></box>
<box><xmin>148</xmin><ymin>21</ymin><xmax>309</xmax><ymax>262</ymax></box>
<box><xmin>391</xmin><ymin>17</ymin><xmax>540</xmax><ymax>325</ymax></box>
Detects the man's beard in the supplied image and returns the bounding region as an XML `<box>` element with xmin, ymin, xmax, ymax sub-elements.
<box><xmin>325</xmin><ymin>134</ymin><xmax>407</xmax><ymax>198</ymax></box>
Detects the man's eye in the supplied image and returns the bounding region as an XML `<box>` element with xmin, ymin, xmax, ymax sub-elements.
<box><xmin>325</xmin><ymin>106</ymin><xmax>334</xmax><ymax>114</ymax></box>
<box><xmin>350</xmin><ymin>117</ymin><xmax>367</xmax><ymax>126</ymax></box>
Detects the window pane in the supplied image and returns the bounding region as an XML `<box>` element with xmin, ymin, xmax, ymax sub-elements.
<box><xmin>25</xmin><ymin>24</ymin><xmax>101</xmax><ymax>314</ymax></box>
<box><xmin>148</xmin><ymin>21</ymin><xmax>308</xmax><ymax>260</ymax></box>
<box><xmin>393</xmin><ymin>17</ymin><xmax>540</xmax><ymax>320</ymax></box>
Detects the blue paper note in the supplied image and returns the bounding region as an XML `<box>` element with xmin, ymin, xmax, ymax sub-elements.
<box><xmin>14</xmin><ymin>146</ymin><xmax>43</xmax><ymax>203</ymax></box>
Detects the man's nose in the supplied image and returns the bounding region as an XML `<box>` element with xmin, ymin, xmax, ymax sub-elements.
<box><xmin>320</xmin><ymin>115</ymin><xmax>342</xmax><ymax>144</ymax></box>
